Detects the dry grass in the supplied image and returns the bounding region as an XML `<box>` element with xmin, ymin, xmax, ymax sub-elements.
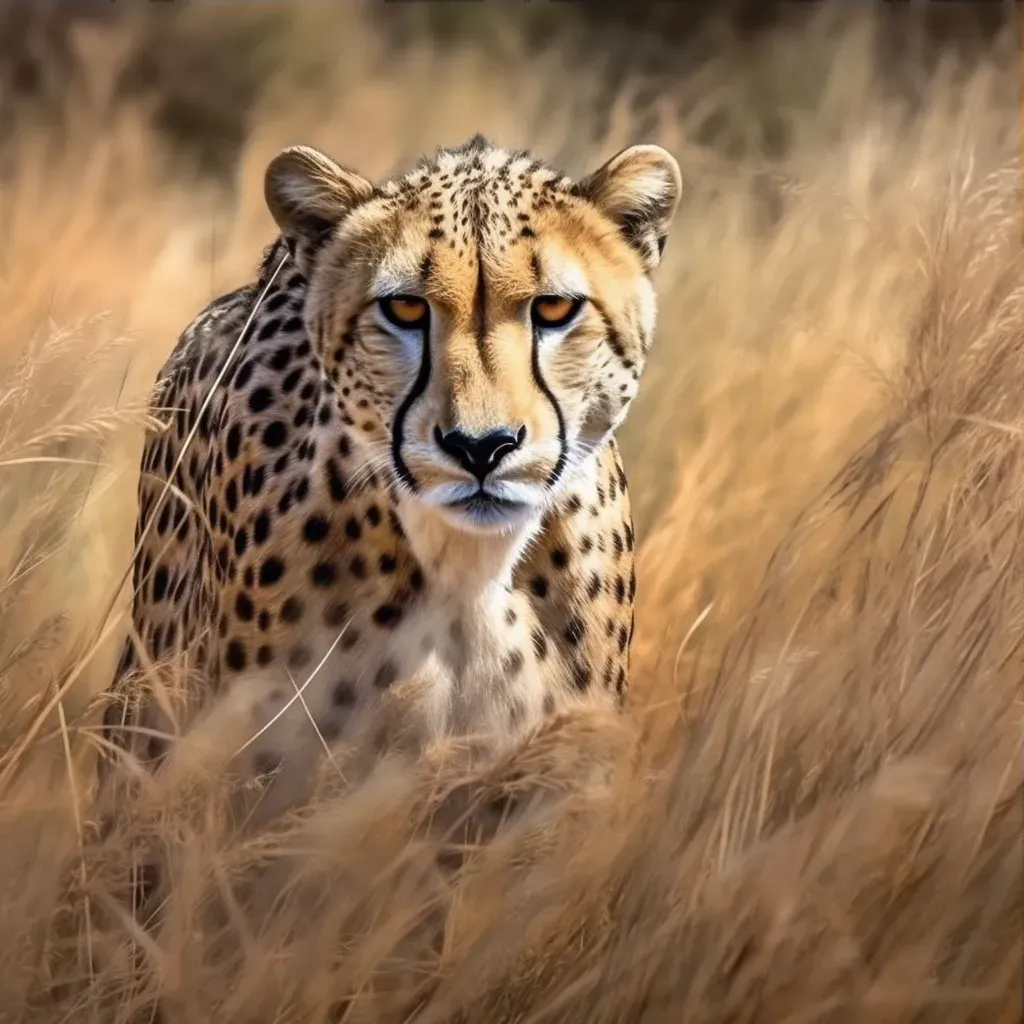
<box><xmin>0</xmin><ymin>7</ymin><xmax>1020</xmax><ymax>1022</ymax></box>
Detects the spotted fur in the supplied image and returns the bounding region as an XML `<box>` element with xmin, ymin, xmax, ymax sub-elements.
<box><xmin>101</xmin><ymin>134</ymin><xmax>680</xmax><ymax>810</ymax></box>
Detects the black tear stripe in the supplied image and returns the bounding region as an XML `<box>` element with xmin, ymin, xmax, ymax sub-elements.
<box><xmin>391</xmin><ymin>321</ymin><xmax>432</xmax><ymax>493</ymax></box>
<box><xmin>523</xmin><ymin>246</ymin><xmax>567</xmax><ymax>487</ymax></box>
<box><xmin>531</xmin><ymin>330</ymin><xmax>567</xmax><ymax>489</ymax></box>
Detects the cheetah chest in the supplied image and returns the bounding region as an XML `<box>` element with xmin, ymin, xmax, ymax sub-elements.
<box><xmin>224</xmin><ymin>551</ymin><xmax>553</xmax><ymax>775</ymax></box>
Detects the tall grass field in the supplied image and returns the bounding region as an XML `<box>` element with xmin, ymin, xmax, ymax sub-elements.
<box><xmin>0</xmin><ymin>7</ymin><xmax>1019</xmax><ymax>1022</ymax></box>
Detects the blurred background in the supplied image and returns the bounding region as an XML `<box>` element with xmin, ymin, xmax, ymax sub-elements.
<box><xmin>0</xmin><ymin>5</ymin><xmax>1020</xmax><ymax>1022</ymax></box>
<box><xmin>0</xmin><ymin>3</ymin><xmax>1010</xmax><ymax>172</ymax></box>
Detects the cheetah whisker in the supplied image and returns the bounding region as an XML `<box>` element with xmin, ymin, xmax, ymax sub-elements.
<box><xmin>342</xmin><ymin>438</ymin><xmax>393</xmax><ymax>492</ymax></box>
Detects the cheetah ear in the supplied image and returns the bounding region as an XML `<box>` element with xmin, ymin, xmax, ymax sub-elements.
<box><xmin>579</xmin><ymin>144</ymin><xmax>681</xmax><ymax>273</ymax></box>
<box><xmin>264</xmin><ymin>145</ymin><xmax>374</xmax><ymax>270</ymax></box>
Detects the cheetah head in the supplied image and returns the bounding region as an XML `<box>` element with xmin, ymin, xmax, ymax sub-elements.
<box><xmin>264</xmin><ymin>135</ymin><xmax>680</xmax><ymax>536</ymax></box>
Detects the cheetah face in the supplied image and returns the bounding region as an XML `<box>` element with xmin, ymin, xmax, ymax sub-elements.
<box><xmin>264</xmin><ymin>136</ymin><xmax>680</xmax><ymax>535</ymax></box>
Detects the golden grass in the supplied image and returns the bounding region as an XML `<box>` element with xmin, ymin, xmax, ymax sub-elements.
<box><xmin>0</xmin><ymin>7</ymin><xmax>1020</xmax><ymax>1022</ymax></box>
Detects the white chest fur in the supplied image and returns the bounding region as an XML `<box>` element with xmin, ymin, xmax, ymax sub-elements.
<box><xmin>214</xmin><ymin>501</ymin><xmax>551</xmax><ymax>799</ymax></box>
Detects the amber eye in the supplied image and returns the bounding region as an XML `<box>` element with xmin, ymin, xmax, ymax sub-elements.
<box><xmin>531</xmin><ymin>295</ymin><xmax>584</xmax><ymax>330</ymax></box>
<box><xmin>379</xmin><ymin>295</ymin><xmax>429</xmax><ymax>328</ymax></box>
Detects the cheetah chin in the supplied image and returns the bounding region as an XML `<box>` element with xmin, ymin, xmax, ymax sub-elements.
<box><xmin>415</xmin><ymin>480</ymin><xmax>538</xmax><ymax>534</ymax></box>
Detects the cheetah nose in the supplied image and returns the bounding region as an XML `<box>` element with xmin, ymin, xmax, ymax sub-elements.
<box><xmin>433</xmin><ymin>425</ymin><xmax>526</xmax><ymax>480</ymax></box>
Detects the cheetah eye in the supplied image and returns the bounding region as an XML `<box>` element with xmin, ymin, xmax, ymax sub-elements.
<box><xmin>531</xmin><ymin>295</ymin><xmax>584</xmax><ymax>330</ymax></box>
<box><xmin>379</xmin><ymin>295</ymin><xmax>429</xmax><ymax>329</ymax></box>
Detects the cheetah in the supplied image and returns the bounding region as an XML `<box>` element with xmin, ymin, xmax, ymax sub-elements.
<box><xmin>100</xmin><ymin>133</ymin><xmax>680</xmax><ymax>815</ymax></box>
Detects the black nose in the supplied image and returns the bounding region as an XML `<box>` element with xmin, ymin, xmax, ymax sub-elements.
<box><xmin>434</xmin><ymin>425</ymin><xmax>525</xmax><ymax>480</ymax></box>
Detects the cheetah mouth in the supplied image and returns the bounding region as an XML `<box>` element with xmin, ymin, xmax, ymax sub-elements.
<box><xmin>445</xmin><ymin>491</ymin><xmax>533</xmax><ymax>530</ymax></box>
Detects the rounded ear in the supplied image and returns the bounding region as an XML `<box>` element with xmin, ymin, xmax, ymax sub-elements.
<box><xmin>264</xmin><ymin>145</ymin><xmax>374</xmax><ymax>270</ymax></box>
<box><xmin>578</xmin><ymin>144</ymin><xmax>682</xmax><ymax>272</ymax></box>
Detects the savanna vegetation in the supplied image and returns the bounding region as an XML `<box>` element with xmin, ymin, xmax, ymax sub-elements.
<box><xmin>0</xmin><ymin>6</ymin><xmax>1019</xmax><ymax>1022</ymax></box>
